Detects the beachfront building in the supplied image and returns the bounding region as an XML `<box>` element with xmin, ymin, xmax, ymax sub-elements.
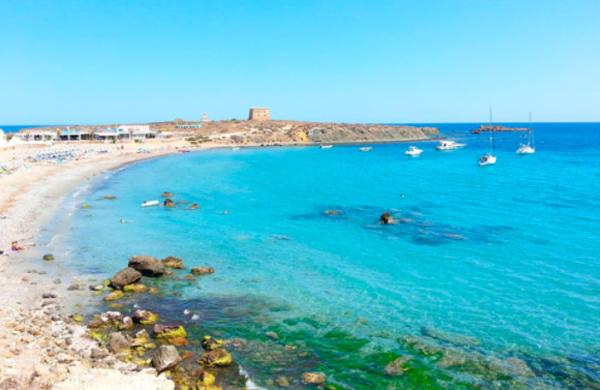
<box><xmin>119</xmin><ymin>124</ymin><xmax>156</xmax><ymax>140</ymax></box>
<box><xmin>59</xmin><ymin>128</ymin><xmax>93</xmax><ymax>141</ymax></box>
<box><xmin>248</xmin><ymin>107</ymin><xmax>270</xmax><ymax>121</ymax></box>
<box><xmin>15</xmin><ymin>128</ymin><xmax>59</xmax><ymax>143</ymax></box>
<box><xmin>95</xmin><ymin>127</ymin><xmax>130</xmax><ymax>141</ymax></box>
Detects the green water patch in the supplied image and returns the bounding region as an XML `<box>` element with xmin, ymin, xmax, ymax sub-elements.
<box><xmin>87</xmin><ymin>272</ymin><xmax>600</xmax><ymax>389</ymax></box>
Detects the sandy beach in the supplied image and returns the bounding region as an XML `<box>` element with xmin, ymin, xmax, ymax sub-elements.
<box><xmin>0</xmin><ymin>141</ymin><xmax>193</xmax><ymax>389</ymax></box>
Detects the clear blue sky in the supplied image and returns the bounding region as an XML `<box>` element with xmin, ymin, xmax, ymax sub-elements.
<box><xmin>1</xmin><ymin>0</ymin><xmax>599</xmax><ymax>124</ymax></box>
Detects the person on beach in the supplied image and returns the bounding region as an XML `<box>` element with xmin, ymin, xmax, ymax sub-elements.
<box><xmin>11</xmin><ymin>241</ymin><xmax>24</xmax><ymax>251</ymax></box>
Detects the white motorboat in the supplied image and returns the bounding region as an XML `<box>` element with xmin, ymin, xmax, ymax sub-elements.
<box><xmin>479</xmin><ymin>153</ymin><xmax>497</xmax><ymax>166</ymax></box>
<box><xmin>359</xmin><ymin>146</ymin><xmax>372</xmax><ymax>152</ymax></box>
<box><xmin>479</xmin><ymin>107</ymin><xmax>497</xmax><ymax>166</ymax></box>
<box><xmin>141</xmin><ymin>200</ymin><xmax>160</xmax><ymax>208</ymax></box>
<box><xmin>231</xmin><ymin>147</ymin><xmax>240</xmax><ymax>151</ymax></box>
<box><xmin>436</xmin><ymin>140</ymin><xmax>466</xmax><ymax>151</ymax></box>
<box><xmin>320</xmin><ymin>144</ymin><xmax>333</xmax><ymax>149</ymax></box>
<box><xmin>517</xmin><ymin>113</ymin><xmax>536</xmax><ymax>154</ymax></box>
<box><xmin>405</xmin><ymin>146</ymin><xmax>423</xmax><ymax>157</ymax></box>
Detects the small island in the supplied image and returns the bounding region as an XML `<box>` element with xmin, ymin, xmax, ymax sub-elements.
<box><xmin>471</xmin><ymin>125</ymin><xmax>529</xmax><ymax>134</ymax></box>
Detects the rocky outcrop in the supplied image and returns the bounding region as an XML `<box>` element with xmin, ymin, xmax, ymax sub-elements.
<box><xmin>302</xmin><ymin>372</ymin><xmax>325</xmax><ymax>385</ymax></box>
<box><xmin>128</xmin><ymin>256</ymin><xmax>165</xmax><ymax>277</ymax></box>
<box><xmin>199</xmin><ymin>120</ymin><xmax>439</xmax><ymax>146</ymax></box>
<box><xmin>198</xmin><ymin>348</ymin><xmax>233</xmax><ymax>367</ymax></box>
<box><xmin>110</xmin><ymin>267</ymin><xmax>142</xmax><ymax>289</ymax></box>
<box><xmin>152</xmin><ymin>345</ymin><xmax>181</xmax><ymax>373</ymax></box>
<box><xmin>161</xmin><ymin>256</ymin><xmax>185</xmax><ymax>269</ymax></box>
<box><xmin>384</xmin><ymin>356</ymin><xmax>412</xmax><ymax>376</ymax></box>
<box><xmin>132</xmin><ymin>309</ymin><xmax>159</xmax><ymax>325</ymax></box>
<box><xmin>153</xmin><ymin>324</ymin><xmax>188</xmax><ymax>346</ymax></box>
<box><xmin>190</xmin><ymin>267</ymin><xmax>214</xmax><ymax>276</ymax></box>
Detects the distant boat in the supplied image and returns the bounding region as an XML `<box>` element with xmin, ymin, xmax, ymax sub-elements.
<box><xmin>479</xmin><ymin>107</ymin><xmax>497</xmax><ymax>166</ymax></box>
<box><xmin>320</xmin><ymin>144</ymin><xmax>333</xmax><ymax>149</ymax></box>
<box><xmin>359</xmin><ymin>146</ymin><xmax>372</xmax><ymax>152</ymax></box>
<box><xmin>517</xmin><ymin>113</ymin><xmax>536</xmax><ymax>155</ymax></box>
<box><xmin>405</xmin><ymin>146</ymin><xmax>423</xmax><ymax>157</ymax></box>
<box><xmin>436</xmin><ymin>140</ymin><xmax>465</xmax><ymax>151</ymax></box>
<box><xmin>141</xmin><ymin>200</ymin><xmax>160</xmax><ymax>208</ymax></box>
<box><xmin>231</xmin><ymin>147</ymin><xmax>240</xmax><ymax>151</ymax></box>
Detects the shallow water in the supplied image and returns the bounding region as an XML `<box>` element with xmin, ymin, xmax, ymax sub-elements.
<box><xmin>52</xmin><ymin>123</ymin><xmax>600</xmax><ymax>389</ymax></box>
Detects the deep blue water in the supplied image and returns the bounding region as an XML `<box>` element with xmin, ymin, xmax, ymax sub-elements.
<box><xmin>0</xmin><ymin>125</ymin><xmax>47</xmax><ymax>132</ymax></box>
<box><xmin>50</xmin><ymin>122</ymin><xmax>600</xmax><ymax>389</ymax></box>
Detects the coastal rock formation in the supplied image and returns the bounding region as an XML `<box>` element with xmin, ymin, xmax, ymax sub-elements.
<box><xmin>129</xmin><ymin>255</ymin><xmax>165</xmax><ymax>277</ymax></box>
<box><xmin>199</xmin><ymin>120</ymin><xmax>439</xmax><ymax>146</ymax></box>
<box><xmin>161</xmin><ymin>256</ymin><xmax>185</xmax><ymax>269</ymax></box>
<box><xmin>302</xmin><ymin>372</ymin><xmax>326</xmax><ymax>385</ymax></box>
<box><xmin>152</xmin><ymin>345</ymin><xmax>181</xmax><ymax>373</ymax></box>
<box><xmin>123</xmin><ymin>283</ymin><xmax>148</xmax><ymax>293</ymax></box>
<box><xmin>198</xmin><ymin>348</ymin><xmax>233</xmax><ymax>367</ymax></box>
<box><xmin>190</xmin><ymin>266</ymin><xmax>214</xmax><ymax>276</ymax></box>
<box><xmin>153</xmin><ymin>324</ymin><xmax>188</xmax><ymax>346</ymax></box>
<box><xmin>110</xmin><ymin>267</ymin><xmax>142</xmax><ymax>289</ymax></box>
<box><xmin>132</xmin><ymin>309</ymin><xmax>159</xmax><ymax>325</ymax></box>
<box><xmin>384</xmin><ymin>356</ymin><xmax>412</xmax><ymax>376</ymax></box>
<box><xmin>201</xmin><ymin>335</ymin><xmax>224</xmax><ymax>351</ymax></box>
<box><xmin>107</xmin><ymin>332</ymin><xmax>131</xmax><ymax>354</ymax></box>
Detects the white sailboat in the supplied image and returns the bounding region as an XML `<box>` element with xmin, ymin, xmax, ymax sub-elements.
<box><xmin>479</xmin><ymin>107</ymin><xmax>497</xmax><ymax>166</ymax></box>
<box><xmin>517</xmin><ymin>113</ymin><xmax>536</xmax><ymax>154</ymax></box>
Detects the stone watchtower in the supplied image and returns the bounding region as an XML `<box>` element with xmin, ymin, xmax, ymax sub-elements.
<box><xmin>248</xmin><ymin>108</ymin><xmax>270</xmax><ymax>121</ymax></box>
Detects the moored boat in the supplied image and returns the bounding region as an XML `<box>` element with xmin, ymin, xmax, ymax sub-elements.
<box><xmin>320</xmin><ymin>144</ymin><xmax>333</xmax><ymax>149</ymax></box>
<box><xmin>359</xmin><ymin>146</ymin><xmax>372</xmax><ymax>152</ymax></box>
<box><xmin>141</xmin><ymin>200</ymin><xmax>160</xmax><ymax>208</ymax></box>
<box><xmin>405</xmin><ymin>146</ymin><xmax>423</xmax><ymax>157</ymax></box>
<box><xmin>436</xmin><ymin>140</ymin><xmax>466</xmax><ymax>151</ymax></box>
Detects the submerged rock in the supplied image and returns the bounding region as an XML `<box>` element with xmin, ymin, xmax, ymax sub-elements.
<box><xmin>161</xmin><ymin>256</ymin><xmax>185</xmax><ymax>269</ymax></box>
<box><xmin>153</xmin><ymin>324</ymin><xmax>188</xmax><ymax>346</ymax></box>
<box><xmin>102</xmin><ymin>195</ymin><xmax>117</xmax><ymax>200</ymax></box>
<box><xmin>132</xmin><ymin>309</ymin><xmax>159</xmax><ymax>325</ymax></box>
<box><xmin>110</xmin><ymin>267</ymin><xmax>142</xmax><ymax>289</ymax></box>
<box><xmin>42</xmin><ymin>254</ymin><xmax>55</xmax><ymax>261</ymax></box>
<box><xmin>104</xmin><ymin>290</ymin><xmax>125</xmax><ymax>302</ymax></box>
<box><xmin>421</xmin><ymin>326</ymin><xmax>481</xmax><ymax>347</ymax></box>
<box><xmin>190</xmin><ymin>267</ymin><xmax>215</xmax><ymax>276</ymax></box>
<box><xmin>302</xmin><ymin>372</ymin><xmax>325</xmax><ymax>385</ymax></box>
<box><xmin>129</xmin><ymin>256</ymin><xmax>165</xmax><ymax>277</ymax></box>
<box><xmin>198</xmin><ymin>348</ymin><xmax>233</xmax><ymax>367</ymax></box>
<box><xmin>152</xmin><ymin>345</ymin><xmax>181</xmax><ymax>373</ymax></box>
<box><xmin>201</xmin><ymin>336</ymin><xmax>225</xmax><ymax>351</ymax></box>
<box><xmin>384</xmin><ymin>356</ymin><xmax>412</xmax><ymax>376</ymax></box>
<box><xmin>123</xmin><ymin>283</ymin><xmax>148</xmax><ymax>293</ymax></box>
<box><xmin>275</xmin><ymin>376</ymin><xmax>290</xmax><ymax>387</ymax></box>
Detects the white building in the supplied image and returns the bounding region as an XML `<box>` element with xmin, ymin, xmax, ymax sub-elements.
<box><xmin>119</xmin><ymin>124</ymin><xmax>156</xmax><ymax>140</ymax></box>
<box><xmin>59</xmin><ymin>128</ymin><xmax>93</xmax><ymax>141</ymax></box>
<box><xmin>95</xmin><ymin>127</ymin><xmax>130</xmax><ymax>141</ymax></box>
<box><xmin>15</xmin><ymin>128</ymin><xmax>58</xmax><ymax>143</ymax></box>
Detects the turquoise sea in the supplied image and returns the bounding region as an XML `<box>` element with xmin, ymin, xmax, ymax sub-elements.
<box><xmin>48</xmin><ymin>123</ymin><xmax>599</xmax><ymax>389</ymax></box>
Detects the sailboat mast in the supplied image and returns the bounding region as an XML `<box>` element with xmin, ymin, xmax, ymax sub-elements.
<box><xmin>529</xmin><ymin>112</ymin><xmax>535</xmax><ymax>148</ymax></box>
<box><xmin>488</xmin><ymin>106</ymin><xmax>494</xmax><ymax>152</ymax></box>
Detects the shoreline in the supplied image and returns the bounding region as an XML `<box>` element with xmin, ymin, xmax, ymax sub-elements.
<box><xmin>0</xmin><ymin>142</ymin><xmax>192</xmax><ymax>388</ymax></box>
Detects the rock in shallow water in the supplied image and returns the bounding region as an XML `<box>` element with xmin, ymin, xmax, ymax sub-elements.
<box><xmin>302</xmin><ymin>372</ymin><xmax>325</xmax><ymax>385</ymax></box>
<box><xmin>153</xmin><ymin>324</ymin><xmax>188</xmax><ymax>346</ymax></box>
<box><xmin>129</xmin><ymin>256</ymin><xmax>165</xmax><ymax>277</ymax></box>
<box><xmin>198</xmin><ymin>348</ymin><xmax>233</xmax><ymax>367</ymax></box>
<box><xmin>190</xmin><ymin>267</ymin><xmax>214</xmax><ymax>276</ymax></box>
<box><xmin>110</xmin><ymin>267</ymin><xmax>142</xmax><ymax>289</ymax></box>
<box><xmin>161</xmin><ymin>256</ymin><xmax>185</xmax><ymax>269</ymax></box>
<box><xmin>152</xmin><ymin>345</ymin><xmax>181</xmax><ymax>373</ymax></box>
<box><xmin>384</xmin><ymin>356</ymin><xmax>412</xmax><ymax>376</ymax></box>
<box><xmin>42</xmin><ymin>254</ymin><xmax>55</xmax><ymax>261</ymax></box>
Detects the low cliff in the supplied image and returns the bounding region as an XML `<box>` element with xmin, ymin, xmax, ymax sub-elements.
<box><xmin>200</xmin><ymin>120</ymin><xmax>438</xmax><ymax>145</ymax></box>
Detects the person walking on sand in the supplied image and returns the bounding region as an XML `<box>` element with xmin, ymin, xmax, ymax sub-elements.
<box><xmin>11</xmin><ymin>241</ymin><xmax>24</xmax><ymax>251</ymax></box>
